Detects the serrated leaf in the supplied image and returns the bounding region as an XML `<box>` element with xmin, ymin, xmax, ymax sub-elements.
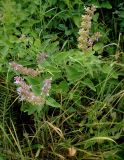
<box><xmin>53</xmin><ymin>51</ymin><xmax>70</xmax><ymax>64</ymax></box>
<box><xmin>66</xmin><ymin>64</ymin><xmax>85</xmax><ymax>82</ymax></box>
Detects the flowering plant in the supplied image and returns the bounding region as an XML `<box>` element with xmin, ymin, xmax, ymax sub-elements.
<box><xmin>10</xmin><ymin>61</ymin><xmax>52</xmax><ymax>114</ymax></box>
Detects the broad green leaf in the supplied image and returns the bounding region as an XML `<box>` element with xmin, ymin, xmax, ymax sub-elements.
<box><xmin>21</xmin><ymin>103</ymin><xmax>37</xmax><ymax>115</ymax></box>
<box><xmin>66</xmin><ymin>64</ymin><xmax>85</xmax><ymax>82</ymax></box>
<box><xmin>21</xmin><ymin>103</ymin><xmax>44</xmax><ymax>115</ymax></box>
<box><xmin>34</xmin><ymin>39</ymin><xmax>41</xmax><ymax>48</ymax></box>
<box><xmin>58</xmin><ymin>24</ymin><xmax>67</xmax><ymax>31</ymax></box>
<box><xmin>119</xmin><ymin>11</ymin><xmax>124</xmax><ymax>18</ymax></box>
<box><xmin>25</xmin><ymin>77</ymin><xmax>42</xmax><ymax>95</ymax></box>
<box><xmin>53</xmin><ymin>51</ymin><xmax>70</xmax><ymax>64</ymax></box>
<box><xmin>58</xmin><ymin>81</ymin><xmax>69</xmax><ymax>93</ymax></box>
<box><xmin>46</xmin><ymin>97</ymin><xmax>61</xmax><ymax>108</ymax></box>
<box><xmin>93</xmin><ymin>43</ymin><xmax>104</xmax><ymax>52</ymax></box>
<box><xmin>45</xmin><ymin>66</ymin><xmax>62</xmax><ymax>79</ymax></box>
<box><xmin>102</xmin><ymin>64</ymin><xmax>118</xmax><ymax>79</ymax></box>
<box><xmin>72</xmin><ymin>16</ymin><xmax>80</xmax><ymax>27</ymax></box>
<box><xmin>45</xmin><ymin>41</ymin><xmax>59</xmax><ymax>54</ymax></box>
<box><xmin>1</xmin><ymin>46</ymin><xmax>9</xmax><ymax>57</ymax></box>
<box><xmin>93</xmin><ymin>13</ymin><xmax>99</xmax><ymax>22</ymax></box>
<box><xmin>53</xmin><ymin>49</ymin><xmax>79</xmax><ymax>64</ymax></box>
<box><xmin>52</xmin><ymin>80</ymin><xmax>69</xmax><ymax>93</ymax></box>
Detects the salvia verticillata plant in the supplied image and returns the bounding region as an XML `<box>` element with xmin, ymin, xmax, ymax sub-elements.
<box><xmin>10</xmin><ymin>62</ymin><xmax>52</xmax><ymax>106</ymax></box>
<box><xmin>78</xmin><ymin>5</ymin><xmax>101</xmax><ymax>53</ymax></box>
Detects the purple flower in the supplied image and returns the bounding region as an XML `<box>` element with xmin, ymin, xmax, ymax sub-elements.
<box><xmin>14</xmin><ymin>76</ymin><xmax>23</xmax><ymax>84</ymax></box>
<box><xmin>14</xmin><ymin>76</ymin><xmax>43</xmax><ymax>105</ymax></box>
<box><xmin>42</xmin><ymin>77</ymin><xmax>52</xmax><ymax>96</ymax></box>
<box><xmin>10</xmin><ymin>62</ymin><xmax>39</xmax><ymax>77</ymax></box>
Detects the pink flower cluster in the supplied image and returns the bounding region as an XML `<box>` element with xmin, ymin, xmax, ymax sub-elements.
<box><xmin>10</xmin><ymin>61</ymin><xmax>52</xmax><ymax>105</ymax></box>
<box><xmin>14</xmin><ymin>76</ymin><xmax>44</xmax><ymax>105</ymax></box>
<box><xmin>14</xmin><ymin>76</ymin><xmax>52</xmax><ymax>105</ymax></box>
<box><xmin>78</xmin><ymin>5</ymin><xmax>101</xmax><ymax>52</ymax></box>
<box><xmin>42</xmin><ymin>77</ymin><xmax>52</xmax><ymax>96</ymax></box>
<box><xmin>10</xmin><ymin>62</ymin><xmax>39</xmax><ymax>77</ymax></box>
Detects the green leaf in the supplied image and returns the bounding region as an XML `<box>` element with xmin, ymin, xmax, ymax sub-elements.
<box><xmin>64</xmin><ymin>0</ymin><xmax>72</xmax><ymax>9</ymax></box>
<box><xmin>93</xmin><ymin>13</ymin><xmax>99</xmax><ymax>22</ymax></box>
<box><xmin>21</xmin><ymin>103</ymin><xmax>44</xmax><ymax>115</ymax></box>
<box><xmin>52</xmin><ymin>80</ymin><xmax>69</xmax><ymax>94</ymax></box>
<box><xmin>0</xmin><ymin>157</ymin><xmax>6</xmax><ymax>160</ymax></box>
<box><xmin>1</xmin><ymin>46</ymin><xmax>9</xmax><ymax>57</ymax></box>
<box><xmin>93</xmin><ymin>43</ymin><xmax>104</xmax><ymax>52</ymax></box>
<box><xmin>34</xmin><ymin>39</ymin><xmax>41</xmax><ymax>48</ymax></box>
<box><xmin>46</xmin><ymin>97</ymin><xmax>61</xmax><ymax>108</ymax></box>
<box><xmin>25</xmin><ymin>77</ymin><xmax>42</xmax><ymax>95</ymax></box>
<box><xmin>72</xmin><ymin>16</ymin><xmax>80</xmax><ymax>27</ymax></box>
<box><xmin>67</xmin><ymin>107</ymin><xmax>76</xmax><ymax>113</ymax></box>
<box><xmin>45</xmin><ymin>41</ymin><xmax>59</xmax><ymax>54</ymax></box>
<box><xmin>83</xmin><ymin>79</ymin><xmax>96</xmax><ymax>91</ymax></box>
<box><xmin>47</xmin><ymin>0</ymin><xmax>57</xmax><ymax>6</ymax></box>
<box><xmin>102</xmin><ymin>64</ymin><xmax>118</xmax><ymax>79</ymax></box>
<box><xmin>21</xmin><ymin>103</ymin><xmax>37</xmax><ymax>115</ymax></box>
<box><xmin>58</xmin><ymin>24</ymin><xmax>67</xmax><ymax>31</ymax></box>
<box><xmin>53</xmin><ymin>51</ymin><xmax>70</xmax><ymax>64</ymax></box>
<box><xmin>66</xmin><ymin>64</ymin><xmax>85</xmax><ymax>82</ymax></box>
<box><xmin>45</xmin><ymin>65</ymin><xmax>62</xmax><ymax>79</ymax></box>
<box><xmin>101</xmin><ymin>1</ymin><xmax>112</xmax><ymax>9</ymax></box>
<box><xmin>58</xmin><ymin>81</ymin><xmax>69</xmax><ymax>93</ymax></box>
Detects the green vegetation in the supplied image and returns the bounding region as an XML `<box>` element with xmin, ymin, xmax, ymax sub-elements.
<box><xmin>0</xmin><ymin>0</ymin><xmax>124</xmax><ymax>159</ymax></box>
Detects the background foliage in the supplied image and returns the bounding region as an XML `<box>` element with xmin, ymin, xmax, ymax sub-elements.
<box><xmin>0</xmin><ymin>0</ymin><xmax>124</xmax><ymax>159</ymax></box>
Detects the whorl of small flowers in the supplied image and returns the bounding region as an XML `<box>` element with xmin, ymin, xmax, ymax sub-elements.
<box><xmin>14</xmin><ymin>76</ymin><xmax>44</xmax><ymax>105</ymax></box>
<box><xmin>41</xmin><ymin>77</ymin><xmax>52</xmax><ymax>96</ymax></box>
<box><xmin>10</xmin><ymin>62</ymin><xmax>39</xmax><ymax>77</ymax></box>
<box><xmin>78</xmin><ymin>5</ymin><xmax>101</xmax><ymax>52</ymax></box>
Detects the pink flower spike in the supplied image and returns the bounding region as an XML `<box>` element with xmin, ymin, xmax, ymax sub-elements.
<box><xmin>14</xmin><ymin>76</ymin><xmax>23</xmax><ymax>84</ymax></box>
<box><xmin>42</xmin><ymin>77</ymin><xmax>52</xmax><ymax>96</ymax></box>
